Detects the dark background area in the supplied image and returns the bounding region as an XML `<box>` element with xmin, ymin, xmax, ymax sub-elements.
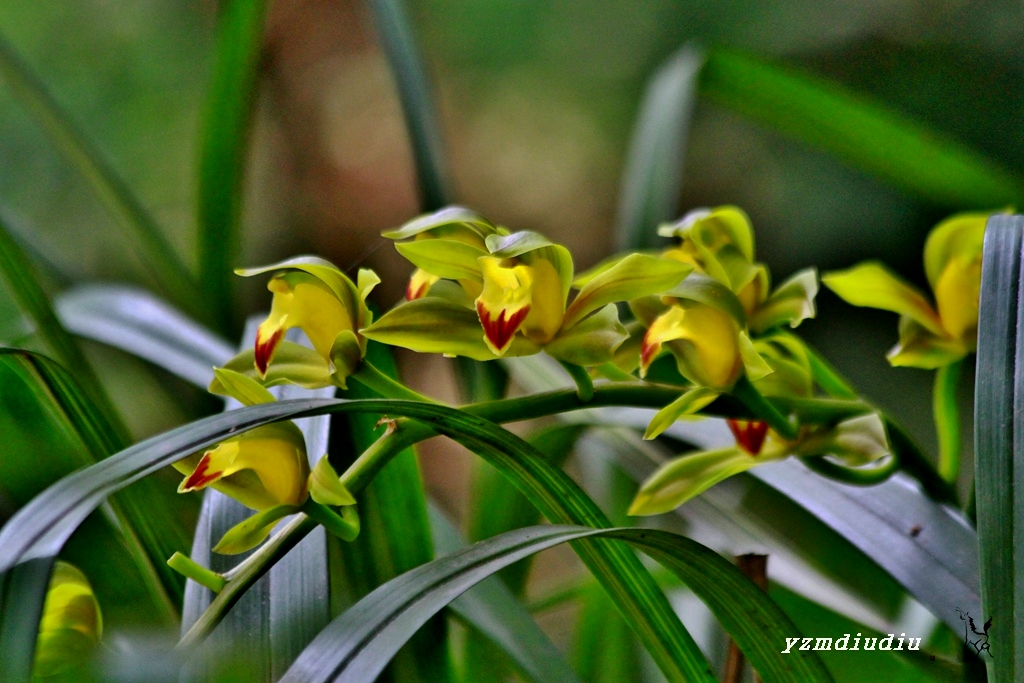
<box><xmin>1</xmin><ymin>0</ymin><xmax>1017</xmax><ymax>482</ymax></box>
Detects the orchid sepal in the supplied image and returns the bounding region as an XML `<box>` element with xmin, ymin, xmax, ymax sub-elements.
<box><xmin>213</xmin><ymin>504</ymin><xmax>302</xmax><ymax>555</ymax></box>
<box><xmin>211</xmin><ymin>342</ymin><xmax>333</xmax><ymax>391</ymax></box>
<box><xmin>309</xmin><ymin>454</ymin><xmax>357</xmax><ymax>507</ymax></box>
<box><xmin>644</xmin><ymin>387</ymin><xmax>720</xmax><ymax>440</ymax></box>
<box><xmin>174</xmin><ymin>421</ymin><xmax>310</xmax><ymax>512</ymax></box>
<box><xmin>382</xmin><ymin>206</ymin><xmax>502</xmax><ymax>241</ymax></box>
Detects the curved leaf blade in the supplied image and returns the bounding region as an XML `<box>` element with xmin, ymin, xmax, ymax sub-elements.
<box><xmin>616</xmin><ymin>45</ymin><xmax>704</xmax><ymax>251</ymax></box>
<box><xmin>196</xmin><ymin>0</ymin><xmax>270</xmax><ymax>327</ymax></box>
<box><xmin>0</xmin><ymin>397</ymin><xmax>713</xmax><ymax>683</ymax></box>
<box><xmin>55</xmin><ymin>284</ymin><xmax>235</xmax><ymax>389</ymax></box>
<box><xmin>430</xmin><ymin>505</ymin><xmax>582</xmax><ymax>683</ymax></box>
<box><xmin>281</xmin><ymin>525</ymin><xmax>831</xmax><ymax>683</ymax></box>
<box><xmin>700</xmin><ymin>48</ymin><xmax>1024</xmax><ymax>208</ymax></box>
<box><xmin>0</xmin><ymin>34</ymin><xmax>201</xmax><ymax>314</ymax></box>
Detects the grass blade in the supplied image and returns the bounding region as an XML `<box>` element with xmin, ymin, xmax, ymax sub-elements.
<box><xmin>196</xmin><ymin>0</ymin><xmax>269</xmax><ymax>328</ymax></box>
<box><xmin>55</xmin><ymin>284</ymin><xmax>235</xmax><ymax>389</ymax></box>
<box><xmin>974</xmin><ymin>214</ymin><xmax>1023</xmax><ymax>680</ymax></box>
<box><xmin>0</xmin><ymin>214</ymin><xmax>124</xmax><ymax>424</ymax></box>
<box><xmin>367</xmin><ymin>0</ymin><xmax>453</xmax><ymax>210</ymax></box>
<box><xmin>430</xmin><ymin>505</ymin><xmax>582</xmax><ymax>683</ymax></box>
<box><xmin>700</xmin><ymin>49</ymin><xmax>1024</xmax><ymax>208</ymax></box>
<box><xmin>0</xmin><ymin>351</ymin><xmax>188</xmax><ymax>679</ymax></box>
<box><xmin>281</xmin><ymin>525</ymin><xmax>831</xmax><ymax>683</ymax></box>
<box><xmin>0</xmin><ymin>397</ymin><xmax>713</xmax><ymax>682</ymax></box>
<box><xmin>615</xmin><ymin>45</ymin><xmax>703</xmax><ymax>251</ymax></box>
<box><xmin>0</xmin><ymin>557</ymin><xmax>54</xmax><ymax>683</ymax></box>
<box><xmin>468</xmin><ymin>423</ymin><xmax>588</xmax><ymax>593</ymax></box>
<box><xmin>0</xmin><ymin>33</ymin><xmax>201</xmax><ymax>314</ymax></box>
<box><xmin>334</xmin><ymin>342</ymin><xmax>449</xmax><ymax>683</ymax></box>
<box><xmin>504</xmin><ymin>354</ymin><xmax>980</xmax><ymax>634</ymax></box>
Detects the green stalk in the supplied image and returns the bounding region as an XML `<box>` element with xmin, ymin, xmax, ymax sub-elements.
<box><xmin>933</xmin><ymin>359</ymin><xmax>963</xmax><ymax>484</ymax></box>
<box><xmin>351</xmin><ymin>361</ymin><xmax>436</xmax><ymax>403</ymax></box>
<box><xmin>731</xmin><ymin>376</ymin><xmax>799</xmax><ymax>440</ymax></box>
<box><xmin>179</xmin><ymin>384</ymin><xmax>913</xmax><ymax>643</ymax></box>
<box><xmin>799</xmin><ymin>454</ymin><xmax>899</xmax><ymax>486</ymax></box>
<box><xmin>801</xmin><ymin>340</ymin><xmax>859</xmax><ymax>400</ymax></box>
<box><xmin>559</xmin><ymin>361</ymin><xmax>595</xmax><ymax>402</ymax></box>
<box><xmin>167</xmin><ymin>552</ymin><xmax>226</xmax><ymax>593</ymax></box>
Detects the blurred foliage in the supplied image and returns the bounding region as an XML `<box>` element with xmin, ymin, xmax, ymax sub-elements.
<box><xmin>0</xmin><ymin>1</ymin><xmax>1015</xmax><ymax>475</ymax></box>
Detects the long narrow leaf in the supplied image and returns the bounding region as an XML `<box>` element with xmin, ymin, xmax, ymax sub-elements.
<box><xmin>55</xmin><ymin>284</ymin><xmax>235</xmax><ymax>389</ymax></box>
<box><xmin>430</xmin><ymin>505</ymin><xmax>582</xmax><ymax>683</ymax></box>
<box><xmin>0</xmin><ymin>397</ymin><xmax>713</xmax><ymax>682</ymax></box>
<box><xmin>700</xmin><ymin>48</ymin><xmax>1024</xmax><ymax>208</ymax></box>
<box><xmin>0</xmin><ymin>557</ymin><xmax>55</xmax><ymax>683</ymax></box>
<box><xmin>367</xmin><ymin>0</ymin><xmax>452</xmax><ymax>210</ymax></box>
<box><xmin>334</xmin><ymin>341</ymin><xmax>449</xmax><ymax>683</ymax></box>
<box><xmin>0</xmin><ymin>33</ymin><xmax>201</xmax><ymax>313</ymax></box>
<box><xmin>0</xmin><ymin>215</ymin><xmax>123</xmax><ymax>426</ymax></box>
<box><xmin>0</xmin><ymin>351</ymin><xmax>185</xmax><ymax>679</ymax></box>
<box><xmin>281</xmin><ymin>525</ymin><xmax>831</xmax><ymax>683</ymax></box>
<box><xmin>505</xmin><ymin>354</ymin><xmax>981</xmax><ymax>634</ymax></box>
<box><xmin>179</xmin><ymin>321</ymin><xmax>333</xmax><ymax>682</ymax></box>
<box><xmin>974</xmin><ymin>214</ymin><xmax>1022</xmax><ymax>680</ymax></box>
<box><xmin>0</xmin><ymin>354</ymin><xmax>190</xmax><ymax>596</ymax></box>
<box><xmin>615</xmin><ymin>45</ymin><xmax>704</xmax><ymax>251</ymax></box>
<box><xmin>196</xmin><ymin>0</ymin><xmax>269</xmax><ymax>327</ymax></box>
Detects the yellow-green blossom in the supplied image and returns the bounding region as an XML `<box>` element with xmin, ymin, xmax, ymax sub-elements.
<box><xmin>822</xmin><ymin>212</ymin><xmax>989</xmax><ymax>368</ymax></box>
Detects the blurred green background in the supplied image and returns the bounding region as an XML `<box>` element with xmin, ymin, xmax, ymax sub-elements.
<box><xmin>2</xmin><ymin>0</ymin><xmax>1020</xmax><ymax>482</ymax></box>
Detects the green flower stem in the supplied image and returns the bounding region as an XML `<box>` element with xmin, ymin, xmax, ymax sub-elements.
<box><xmin>933</xmin><ymin>359</ymin><xmax>963</xmax><ymax>484</ymax></box>
<box><xmin>351</xmin><ymin>360</ymin><xmax>437</xmax><ymax>403</ymax></box>
<box><xmin>731</xmin><ymin>376</ymin><xmax>800</xmax><ymax>440</ymax></box>
<box><xmin>178</xmin><ymin>384</ymin><xmax>882</xmax><ymax>644</ymax></box>
<box><xmin>799</xmin><ymin>454</ymin><xmax>900</xmax><ymax>486</ymax></box>
<box><xmin>180</xmin><ymin>514</ymin><xmax>318</xmax><ymax>648</ymax></box>
<box><xmin>596</xmin><ymin>362</ymin><xmax>637</xmax><ymax>382</ymax></box>
<box><xmin>801</xmin><ymin>340</ymin><xmax>858</xmax><ymax>400</ymax></box>
<box><xmin>559</xmin><ymin>361</ymin><xmax>595</xmax><ymax>401</ymax></box>
<box><xmin>802</xmin><ymin>338</ymin><xmax>957</xmax><ymax>504</ymax></box>
<box><xmin>302</xmin><ymin>499</ymin><xmax>360</xmax><ymax>541</ymax></box>
<box><xmin>167</xmin><ymin>552</ymin><xmax>226</xmax><ymax>593</ymax></box>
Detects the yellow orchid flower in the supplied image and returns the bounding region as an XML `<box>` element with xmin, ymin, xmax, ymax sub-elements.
<box><xmin>475</xmin><ymin>254</ymin><xmax>565</xmax><ymax>354</ymax></box>
<box><xmin>630</xmin><ymin>412</ymin><xmax>890</xmax><ymax>515</ymax></box>
<box><xmin>256</xmin><ymin>272</ymin><xmax>355</xmax><ymax>376</ymax></box>
<box><xmin>822</xmin><ymin>212</ymin><xmax>989</xmax><ymax>368</ymax></box>
<box><xmin>659</xmin><ymin>206</ymin><xmax>817</xmax><ymax>332</ymax></box>
<box><xmin>368</xmin><ymin>209</ymin><xmax>693</xmax><ymax>366</ymax></box>
<box><xmin>174</xmin><ymin>422</ymin><xmax>309</xmax><ymax>511</ymax></box>
<box><xmin>217</xmin><ymin>257</ymin><xmax>379</xmax><ymax>390</ymax></box>
<box><xmin>33</xmin><ymin>562</ymin><xmax>102</xmax><ymax>679</ymax></box>
<box><xmin>639</xmin><ymin>302</ymin><xmax>742</xmax><ymax>389</ymax></box>
<box><xmin>381</xmin><ymin>205</ymin><xmax>502</xmax><ymax>301</ymax></box>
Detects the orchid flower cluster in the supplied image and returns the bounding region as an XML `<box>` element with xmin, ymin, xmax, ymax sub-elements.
<box><xmin>170</xmin><ymin>205</ymin><xmax>988</xmax><ymax>557</ymax></box>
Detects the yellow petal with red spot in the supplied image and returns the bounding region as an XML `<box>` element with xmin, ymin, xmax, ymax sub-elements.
<box><xmin>640</xmin><ymin>305</ymin><xmax>686</xmax><ymax>375</ymax></box>
<box><xmin>176</xmin><ymin>424</ymin><xmax>309</xmax><ymax>511</ymax></box>
<box><xmin>254</xmin><ymin>272</ymin><xmax>354</xmax><ymax>376</ymax></box>
<box><xmin>406</xmin><ymin>268</ymin><xmax>439</xmax><ymax>300</ymax></box>
<box><xmin>641</xmin><ymin>303</ymin><xmax>741</xmax><ymax>389</ymax></box>
<box><xmin>475</xmin><ymin>256</ymin><xmax>535</xmax><ymax>355</ymax></box>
